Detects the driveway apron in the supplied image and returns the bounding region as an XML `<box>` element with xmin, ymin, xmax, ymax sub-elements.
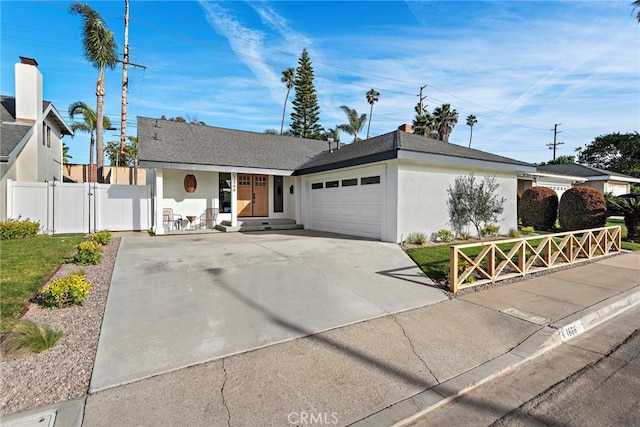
<box><xmin>90</xmin><ymin>230</ymin><xmax>447</xmax><ymax>392</ymax></box>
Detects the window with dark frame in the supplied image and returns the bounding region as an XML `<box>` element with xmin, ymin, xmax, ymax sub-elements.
<box><xmin>326</xmin><ymin>180</ymin><xmax>339</xmax><ymax>188</ymax></box>
<box><xmin>219</xmin><ymin>173</ymin><xmax>232</xmax><ymax>213</ymax></box>
<box><xmin>274</xmin><ymin>176</ymin><xmax>283</xmax><ymax>213</ymax></box>
<box><xmin>361</xmin><ymin>176</ymin><xmax>381</xmax><ymax>185</ymax></box>
<box><xmin>342</xmin><ymin>178</ymin><xmax>357</xmax><ymax>187</ymax></box>
<box><xmin>311</xmin><ymin>183</ymin><xmax>324</xmax><ymax>189</ymax></box>
<box><xmin>46</xmin><ymin>125</ymin><xmax>51</xmax><ymax>147</ymax></box>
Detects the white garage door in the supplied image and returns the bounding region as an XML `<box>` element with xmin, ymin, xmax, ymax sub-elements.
<box><xmin>309</xmin><ymin>174</ymin><xmax>382</xmax><ymax>239</ymax></box>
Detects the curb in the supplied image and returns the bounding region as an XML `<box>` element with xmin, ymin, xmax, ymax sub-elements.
<box><xmin>351</xmin><ymin>285</ymin><xmax>640</xmax><ymax>427</ymax></box>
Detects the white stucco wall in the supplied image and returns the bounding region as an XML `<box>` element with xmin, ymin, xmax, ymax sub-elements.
<box><xmin>162</xmin><ymin>169</ymin><xmax>219</xmax><ymax>226</ymax></box>
<box><xmin>397</xmin><ymin>160</ymin><xmax>518</xmax><ymax>241</ymax></box>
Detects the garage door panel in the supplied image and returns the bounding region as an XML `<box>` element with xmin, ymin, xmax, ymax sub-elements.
<box><xmin>309</xmin><ymin>175</ymin><xmax>382</xmax><ymax>239</ymax></box>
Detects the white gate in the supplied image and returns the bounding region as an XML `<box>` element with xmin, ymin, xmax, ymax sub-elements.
<box><xmin>5</xmin><ymin>179</ymin><xmax>151</xmax><ymax>234</ymax></box>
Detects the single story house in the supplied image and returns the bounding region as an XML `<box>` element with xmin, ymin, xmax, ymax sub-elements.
<box><xmin>138</xmin><ymin>118</ymin><xmax>535</xmax><ymax>242</ymax></box>
<box><xmin>1</xmin><ymin>57</ymin><xmax>73</xmax><ymax>221</ymax></box>
<box><xmin>536</xmin><ymin>163</ymin><xmax>640</xmax><ymax>196</ymax></box>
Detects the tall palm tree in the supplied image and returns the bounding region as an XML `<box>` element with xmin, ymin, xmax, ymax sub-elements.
<box><xmin>68</xmin><ymin>101</ymin><xmax>111</xmax><ymax>182</ymax></box>
<box><xmin>70</xmin><ymin>2</ymin><xmax>118</xmax><ymax>182</ymax></box>
<box><xmin>365</xmin><ymin>88</ymin><xmax>380</xmax><ymax>139</ymax></box>
<box><xmin>280</xmin><ymin>67</ymin><xmax>295</xmax><ymax>135</ymax></box>
<box><xmin>466</xmin><ymin>114</ymin><xmax>478</xmax><ymax>148</ymax></box>
<box><xmin>433</xmin><ymin>103</ymin><xmax>458</xmax><ymax>142</ymax></box>
<box><xmin>337</xmin><ymin>106</ymin><xmax>367</xmax><ymax>143</ymax></box>
<box><xmin>634</xmin><ymin>1</ymin><xmax>640</xmax><ymax>22</ymax></box>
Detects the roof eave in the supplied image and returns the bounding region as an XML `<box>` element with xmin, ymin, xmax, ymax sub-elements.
<box><xmin>293</xmin><ymin>150</ymin><xmax>398</xmax><ymax>176</ymax></box>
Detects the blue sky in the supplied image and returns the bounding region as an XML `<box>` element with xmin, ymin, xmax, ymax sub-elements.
<box><xmin>2</xmin><ymin>1</ymin><xmax>639</xmax><ymax>166</ymax></box>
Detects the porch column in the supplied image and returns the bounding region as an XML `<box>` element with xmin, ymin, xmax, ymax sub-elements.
<box><xmin>154</xmin><ymin>169</ymin><xmax>165</xmax><ymax>235</ymax></box>
<box><xmin>231</xmin><ymin>172</ymin><xmax>238</xmax><ymax>227</ymax></box>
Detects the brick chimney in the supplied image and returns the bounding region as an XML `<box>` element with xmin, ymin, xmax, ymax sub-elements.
<box><xmin>398</xmin><ymin>123</ymin><xmax>412</xmax><ymax>133</ymax></box>
<box><xmin>15</xmin><ymin>56</ymin><xmax>43</xmax><ymax>124</ymax></box>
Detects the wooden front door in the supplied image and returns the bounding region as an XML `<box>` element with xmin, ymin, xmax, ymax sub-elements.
<box><xmin>237</xmin><ymin>174</ymin><xmax>269</xmax><ymax>217</ymax></box>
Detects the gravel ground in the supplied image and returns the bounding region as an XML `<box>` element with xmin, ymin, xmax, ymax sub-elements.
<box><xmin>0</xmin><ymin>237</ymin><xmax>120</xmax><ymax>416</ymax></box>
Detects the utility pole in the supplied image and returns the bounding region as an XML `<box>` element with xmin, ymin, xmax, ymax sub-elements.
<box><xmin>417</xmin><ymin>84</ymin><xmax>427</xmax><ymax>115</ymax></box>
<box><xmin>546</xmin><ymin>123</ymin><xmax>564</xmax><ymax>161</ymax></box>
<box><xmin>119</xmin><ymin>0</ymin><xmax>146</xmax><ymax>184</ymax></box>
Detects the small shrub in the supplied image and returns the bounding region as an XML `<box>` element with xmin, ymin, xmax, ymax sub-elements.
<box><xmin>40</xmin><ymin>273</ymin><xmax>93</xmax><ymax>308</ymax></box>
<box><xmin>443</xmin><ymin>260</ymin><xmax>475</xmax><ymax>283</ymax></box>
<box><xmin>508</xmin><ymin>228</ymin><xmax>521</xmax><ymax>238</ymax></box>
<box><xmin>0</xmin><ymin>218</ymin><xmax>40</xmax><ymax>240</ymax></box>
<box><xmin>406</xmin><ymin>232</ymin><xmax>427</xmax><ymax>245</ymax></box>
<box><xmin>459</xmin><ymin>231</ymin><xmax>472</xmax><ymax>240</ymax></box>
<box><xmin>520</xmin><ymin>187</ymin><xmax>558</xmax><ymax>230</ymax></box>
<box><xmin>482</xmin><ymin>224</ymin><xmax>500</xmax><ymax>237</ymax></box>
<box><xmin>72</xmin><ymin>241</ymin><xmax>102</xmax><ymax>265</ymax></box>
<box><xmin>521</xmin><ymin>226</ymin><xmax>535</xmax><ymax>235</ymax></box>
<box><xmin>559</xmin><ymin>187</ymin><xmax>607</xmax><ymax>231</ymax></box>
<box><xmin>90</xmin><ymin>231</ymin><xmax>112</xmax><ymax>245</ymax></box>
<box><xmin>2</xmin><ymin>319</ymin><xmax>63</xmax><ymax>356</ymax></box>
<box><xmin>435</xmin><ymin>229</ymin><xmax>454</xmax><ymax>243</ymax></box>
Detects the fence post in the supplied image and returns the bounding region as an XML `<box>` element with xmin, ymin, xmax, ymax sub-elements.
<box><xmin>450</xmin><ymin>245</ymin><xmax>459</xmax><ymax>293</ymax></box>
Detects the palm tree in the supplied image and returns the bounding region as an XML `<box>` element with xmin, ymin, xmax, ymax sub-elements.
<box><xmin>466</xmin><ymin>114</ymin><xmax>478</xmax><ymax>148</ymax></box>
<box><xmin>280</xmin><ymin>67</ymin><xmax>295</xmax><ymax>135</ymax></box>
<box><xmin>607</xmin><ymin>195</ymin><xmax>640</xmax><ymax>242</ymax></box>
<box><xmin>68</xmin><ymin>101</ymin><xmax>111</xmax><ymax>182</ymax></box>
<box><xmin>433</xmin><ymin>103</ymin><xmax>458</xmax><ymax>142</ymax></box>
<box><xmin>634</xmin><ymin>1</ymin><xmax>640</xmax><ymax>22</ymax></box>
<box><xmin>70</xmin><ymin>2</ymin><xmax>118</xmax><ymax>182</ymax></box>
<box><xmin>337</xmin><ymin>106</ymin><xmax>367</xmax><ymax>143</ymax></box>
<box><xmin>365</xmin><ymin>89</ymin><xmax>380</xmax><ymax>139</ymax></box>
<box><xmin>324</xmin><ymin>127</ymin><xmax>341</xmax><ymax>150</ymax></box>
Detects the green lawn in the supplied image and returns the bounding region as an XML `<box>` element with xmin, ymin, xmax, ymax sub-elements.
<box><xmin>0</xmin><ymin>235</ymin><xmax>85</xmax><ymax>333</ymax></box>
<box><xmin>407</xmin><ymin>223</ymin><xmax>638</xmax><ymax>281</ymax></box>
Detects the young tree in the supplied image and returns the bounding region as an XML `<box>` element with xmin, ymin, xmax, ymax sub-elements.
<box><xmin>290</xmin><ymin>49</ymin><xmax>323</xmax><ymax>139</ymax></box>
<box><xmin>576</xmin><ymin>132</ymin><xmax>640</xmax><ymax>177</ymax></box>
<box><xmin>365</xmin><ymin>88</ymin><xmax>380</xmax><ymax>139</ymax></box>
<box><xmin>337</xmin><ymin>106</ymin><xmax>367</xmax><ymax>143</ymax></box>
<box><xmin>280</xmin><ymin>67</ymin><xmax>295</xmax><ymax>135</ymax></box>
<box><xmin>466</xmin><ymin>114</ymin><xmax>477</xmax><ymax>148</ymax></box>
<box><xmin>70</xmin><ymin>2</ymin><xmax>118</xmax><ymax>182</ymax></box>
<box><xmin>447</xmin><ymin>174</ymin><xmax>505</xmax><ymax>239</ymax></box>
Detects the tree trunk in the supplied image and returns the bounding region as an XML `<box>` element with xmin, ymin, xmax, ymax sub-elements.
<box><xmin>280</xmin><ymin>86</ymin><xmax>291</xmax><ymax>135</ymax></box>
<box><xmin>625</xmin><ymin>213</ymin><xmax>640</xmax><ymax>243</ymax></box>
<box><xmin>367</xmin><ymin>103</ymin><xmax>373</xmax><ymax>139</ymax></box>
<box><xmin>96</xmin><ymin>73</ymin><xmax>105</xmax><ymax>183</ymax></box>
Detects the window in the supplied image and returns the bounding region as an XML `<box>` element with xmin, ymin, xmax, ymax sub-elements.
<box><xmin>312</xmin><ymin>183</ymin><xmax>323</xmax><ymax>190</ymax></box>
<box><xmin>219</xmin><ymin>173</ymin><xmax>232</xmax><ymax>213</ymax></box>
<box><xmin>238</xmin><ymin>175</ymin><xmax>251</xmax><ymax>186</ymax></box>
<box><xmin>274</xmin><ymin>176</ymin><xmax>283</xmax><ymax>213</ymax></box>
<box><xmin>255</xmin><ymin>175</ymin><xmax>267</xmax><ymax>186</ymax></box>
<box><xmin>326</xmin><ymin>180</ymin><xmax>339</xmax><ymax>188</ymax></box>
<box><xmin>361</xmin><ymin>176</ymin><xmax>380</xmax><ymax>185</ymax></box>
<box><xmin>342</xmin><ymin>178</ymin><xmax>357</xmax><ymax>187</ymax></box>
<box><xmin>46</xmin><ymin>126</ymin><xmax>51</xmax><ymax>147</ymax></box>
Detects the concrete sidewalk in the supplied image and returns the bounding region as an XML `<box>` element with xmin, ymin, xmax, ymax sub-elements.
<box><xmin>2</xmin><ymin>248</ymin><xmax>639</xmax><ymax>427</ymax></box>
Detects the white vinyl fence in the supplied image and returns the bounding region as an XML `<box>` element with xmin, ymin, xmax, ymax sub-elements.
<box><xmin>5</xmin><ymin>179</ymin><xmax>151</xmax><ymax>234</ymax></box>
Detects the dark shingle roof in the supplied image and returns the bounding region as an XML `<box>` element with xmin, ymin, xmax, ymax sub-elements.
<box><xmin>137</xmin><ymin>117</ymin><xmax>331</xmax><ymax>172</ymax></box>
<box><xmin>294</xmin><ymin>130</ymin><xmax>532</xmax><ymax>174</ymax></box>
<box><xmin>537</xmin><ymin>163</ymin><xmax>637</xmax><ymax>180</ymax></box>
<box><xmin>1</xmin><ymin>96</ymin><xmax>33</xmax><ymax>159</ymax></box>
<box><xmin>137</xmin><ymin>118</ymin><xmax>533</xmax><ymax>174</ymax></box>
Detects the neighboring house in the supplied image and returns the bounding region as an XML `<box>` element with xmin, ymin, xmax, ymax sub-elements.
<box><xmin>140</xmin><ymin>118</ymin><xmax>535</xmax><ymax>242</ymax></box>
<box><xmin>1</xmin><ymin>57</ymin><xmax>73</xmax><ymax>220</ymax></box>
<box><xmin>517</xmin><ymin>170</ymin><xmax>586</xmax><ymax>200</ymax></box>
<box><xmin>537</xmin><ymin>164</ymin><xmax>640</xmax><ymax>196</ymax></box>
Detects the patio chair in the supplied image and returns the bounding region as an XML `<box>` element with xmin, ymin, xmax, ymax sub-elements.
<box><xmin>198</xmin><ymin>207</ymin><xmax>218</xmax><ymax>229</ymax></box>
<box><xmin>163</xmin><ymin>208</ymin><xmax>183</xmax><ymax>231</ymax></box>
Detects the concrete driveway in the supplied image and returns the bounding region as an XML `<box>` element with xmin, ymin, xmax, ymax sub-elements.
<box><xmin>90</xmin><ymin>230</ymin><xmax>447</xmax><ymax>392</ymax></box>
